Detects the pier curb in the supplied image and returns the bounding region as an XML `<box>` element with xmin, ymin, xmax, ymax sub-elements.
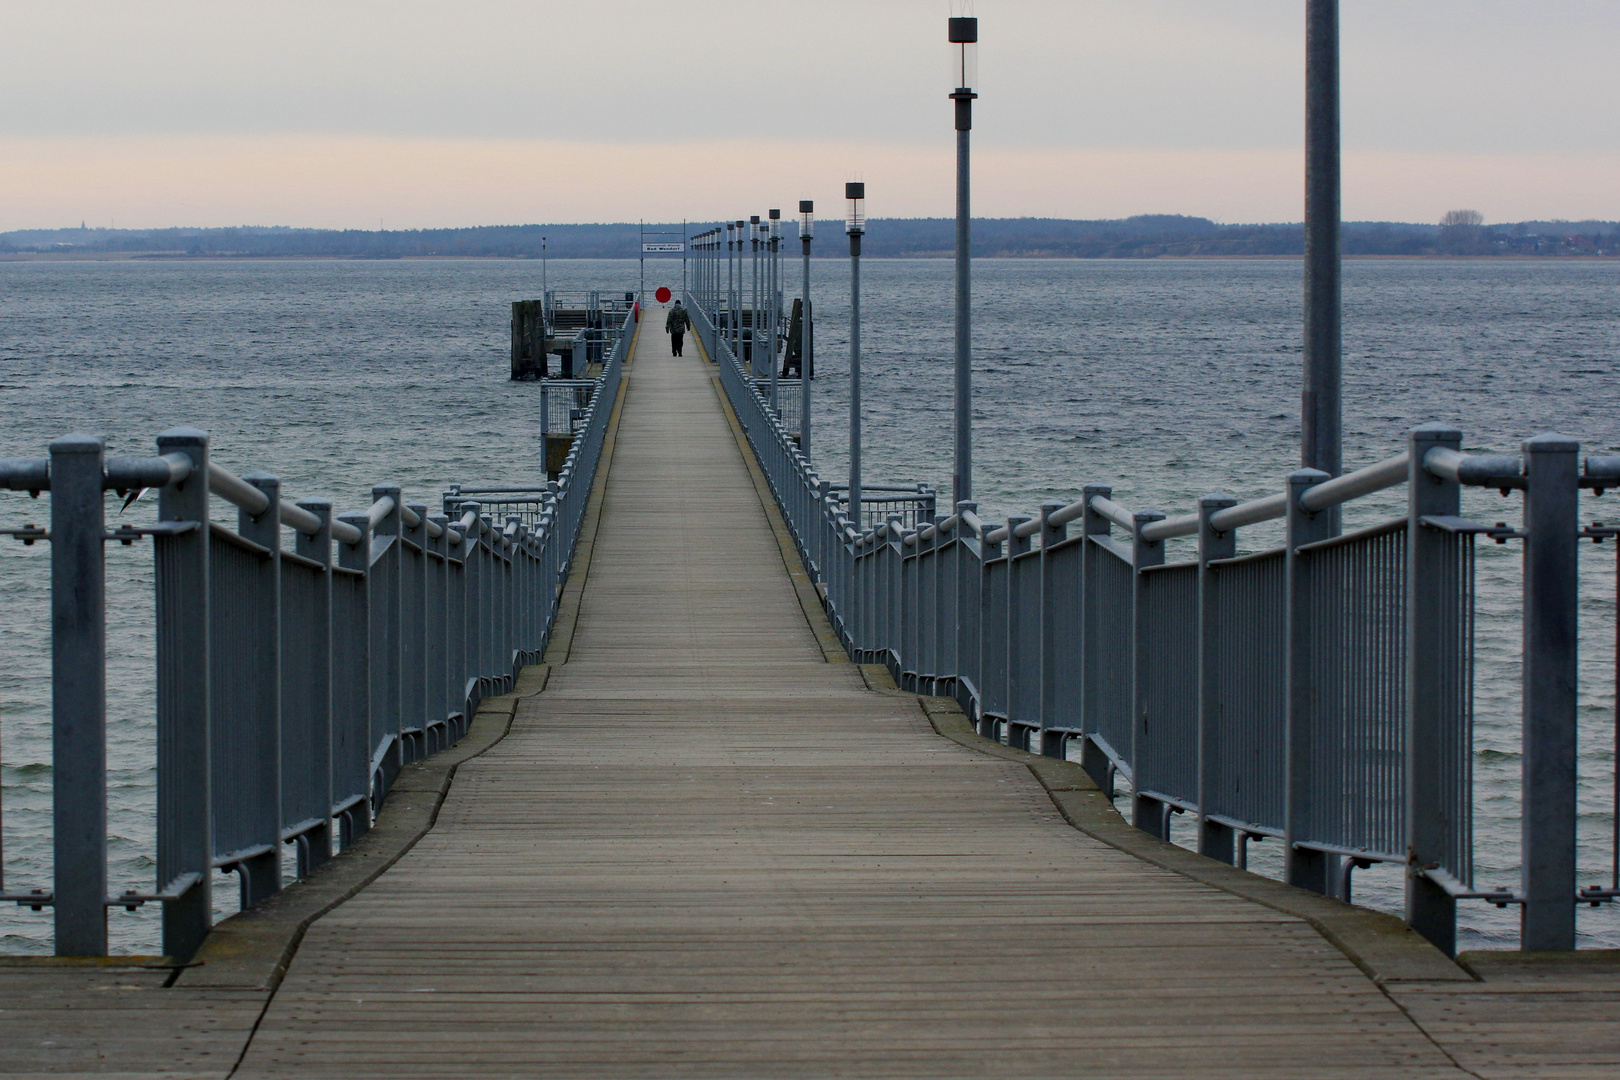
<box><xmin>853</xmin><ymin>664</ymin><xmax>1473</xmax><ymax>988</ymax></box>
<box><xmin>174</xmin><ymin>670</ymin><xmax>546</xmax><ymax>991</ymax></box>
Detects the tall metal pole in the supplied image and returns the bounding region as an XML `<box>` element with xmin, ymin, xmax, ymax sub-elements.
<box><xmin>728</xmin><ymin>223</ymin><xmax>738</xmax><ymax>356</ymax></box>
<box><xmin>750</xmin><ymin>216</ymin><xmax>761</xmax><ymax>375</ymax></box>
<box><xmin>769</xmin><ymin>208</ymin><xmax>781</xmax><ymax>412</ymax></box>
<box><xmin>950</xmin><ymin>15</ymin><xmax>978</xmax><ymax>507</ymax></box>
<box><xmin>800</xmin><ymin>199</ymin><xmax>814</xmax><ymax>461</ymax></box>
<box><xmin>1302</xmin><ymin>0</ymin><xmax>1341</xmax><ymax>483</ymax></box>
<box><xmin>847</xmin><ymin>183</ymin><xmax>865</xmax><ymax>533</ymax></box>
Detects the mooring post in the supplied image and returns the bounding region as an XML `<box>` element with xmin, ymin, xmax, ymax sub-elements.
<box><xmin>49</xmin><ymin>434</ymin><xmax>107</xmax><ymax>956</ymax></box>
<box><xmin>1521</xmin><ymin>434</ymin><xmax>1580</xmax><ymax>950</ymax></box>
<box><xmin>1285</xmin><ymin>468</ymin><xmax>1335</xmax><ymax>894</ymax></box>
<box><xmin>1197</xmin><ymin>493</ymin><xmax>1239</xmax><ymax>864</ymax></box>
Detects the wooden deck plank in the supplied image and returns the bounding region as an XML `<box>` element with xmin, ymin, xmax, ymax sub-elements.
<box><xmin>230</xmin><ymin>322</ymin><xmax>1468</xmax><ymax>1078</ymax></box>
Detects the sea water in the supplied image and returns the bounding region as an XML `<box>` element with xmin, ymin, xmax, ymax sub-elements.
<box><xmin>2</xmin><ymin>256</ymin><xmax>1616</xmax><ymax>952</ymax></box>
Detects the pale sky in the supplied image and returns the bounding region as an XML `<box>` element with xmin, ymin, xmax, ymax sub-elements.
<box><xmin>2</xmin><ymin>0</ymin><xmax>1616</xmax><ymax>231</ymax></box>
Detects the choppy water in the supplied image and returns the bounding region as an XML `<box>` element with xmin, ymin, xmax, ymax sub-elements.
<box><xmin>2</xmin><ymin>257</ymin><xmax>1617</xmax><ymax>953</ymax></box>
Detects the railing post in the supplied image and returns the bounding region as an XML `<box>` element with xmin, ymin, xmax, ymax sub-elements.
<box><xmin>49</xmin><ymin>434</ymin><xmax>107</xmax><ymax>956</ymax></box>
<box><xmin>952</xmin><ymin>500</ymin><xmax>979</xmax><ymax>719</ymax></box>
<box><xmin>1079</xmin><ymin>484</ymin><xmax>1114</xmax><ymax>793</ymax></box>
<box><xmin>236</xmin><ymin>473</ymin><xmax>284</xmax><ymax>906</ymax></box>
<box><xmin>461</xmin><ymin>503</ymin><xmax>484</xmax><ymax>711</ymax></box>
<box><xmin>887</xmin><ymin>513</ymin><xmax>905</xmax><ymax>680</ymax></box>
<box><xmin>370</xmin><ymin>486</ymin><xmax>403</xmax><ymax>792</ymax></box>
<box><xmin>403</xmin><ymin>501</ymin><xmax>430</xmax><ymax>757</ymax></box>
<box><xmin>293</xmin><ymin>498</ymin><xmax>335</xmax><ymax>873</ymax></box>
<box><xmin>1038</xmin><ymin>501</ymin><xmax>1068</xmax><ymax>758</ymax></box>
<box><xmin>427</xmin><ymin>513</ymin><xmax>451</xmax><ymax>740</ymax></box>
<box><xmin>1405</xmin><ymin>424</ymin><xmax>1463</xmax><ymax>952</ymax></box>
<box><xmin>1285</xmin><ymin>467</ymin><xmax>1335</xmax><ymax>894</ymax></box>
<box><xmin>336</xmin><ymin>511</ymin><xmax>372</xmax><ymax>841</ymax></box>
<box><xmin>1196</xmin><ymin>494</ymin><xmax>1239</xmax><ymax>863</ymax></box>
<box><xmin>1521</xmin><ymin>433</ymin><xmax>1580</xmax><ymax>950</ymax></box>
<box><xmin>1004</xmin><ymin>514</ymin><xmax>1032</xmax><ymax>749</ymax></box>
<box><xmin>1130</xmin><ymin>508</ymin><xmax>1167</xmax><ymax>838</ymax></box>
<box><xmin>154</xmin><ymin>427</ymin><xmax>212</xmax><ymax>962</ymax></box>
<box><xmin>978</xmin><ymin>522</ymin><xmax>1003</xmax><ymax>739</ymax></box>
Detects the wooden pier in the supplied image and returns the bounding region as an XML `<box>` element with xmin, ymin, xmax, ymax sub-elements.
<box><xmin>3</xmin><ymin>321</ymin><xmax>1617</xmax><ymax>1079</ymax></box>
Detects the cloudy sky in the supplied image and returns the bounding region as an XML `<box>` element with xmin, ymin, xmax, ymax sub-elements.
<box><xmin>2</xmin><ymin>0</ymin><xmax>1615</xmax><ymax>230</ymax></box>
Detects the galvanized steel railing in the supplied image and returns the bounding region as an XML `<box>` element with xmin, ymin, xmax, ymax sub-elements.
<box><xmin>0</xmin><ymin>304</ymin><xmax>632</xmax><ymax>960</ymax></box>
<box><xmin>694</xmin><ymin>288</ymin><xmax>1613</xmax><ymax>956</ymax></box>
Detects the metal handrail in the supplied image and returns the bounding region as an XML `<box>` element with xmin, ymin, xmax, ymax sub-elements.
<box><xmin>0</xmin><ymin>296</ymin><xmax>634</xmax><ymax>962</ymax></box>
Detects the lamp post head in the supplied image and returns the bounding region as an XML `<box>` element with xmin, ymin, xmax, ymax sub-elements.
<box><xmin>799</xmin><ymin>200</ymin><xmax>814</xmax><ymax>240</ymax></box>
<box><xmin>845</xmin><ymin>183</ymin><xmax>865</xmax><ymax>237</ymax></box>
<box><xmin>949</xmin><ymin>12</ymin><xmax>979</xmax><ymax>129</ymax></box>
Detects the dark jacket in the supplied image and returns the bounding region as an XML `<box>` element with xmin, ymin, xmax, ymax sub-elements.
<box><xmin>664</xmin><ymin>306</ymin><xmax>690</xmax><ymax>334</ymax></box>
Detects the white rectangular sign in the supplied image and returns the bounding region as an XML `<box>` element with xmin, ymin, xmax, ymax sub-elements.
<box><xmin>642</xmin><ymin>242</ymin><xmax>686</xmax><ymax>253</ymax></box>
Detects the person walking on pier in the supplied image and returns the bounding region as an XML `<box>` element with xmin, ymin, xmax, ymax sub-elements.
<box><xmin>665</xmin><ymin>299</ymin><xmax>690</xmax><ymax>356</ymax></box>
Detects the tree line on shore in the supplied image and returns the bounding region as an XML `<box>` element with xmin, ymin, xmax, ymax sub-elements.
<box><xmin>4</xmin><ymin>215</ymin><xmax>1616</xmax><ymax>259</ymax></box>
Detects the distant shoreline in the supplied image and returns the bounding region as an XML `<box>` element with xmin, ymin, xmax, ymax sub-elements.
<box><xmin>3</xmin><ymin>251</ymin><xmax>1615</xmax><ymax>264</ymax></box>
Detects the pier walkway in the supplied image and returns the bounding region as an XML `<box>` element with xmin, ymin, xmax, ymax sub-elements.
<box><xmin>5</xmin><ymin>321</ymin><xmax>1618</xmax><ymax>1079</ymax></box>
<box><xmin>231</xmin><ymin>328</ymin><xmax>1462</xmax><ymax>1078</ymax></box>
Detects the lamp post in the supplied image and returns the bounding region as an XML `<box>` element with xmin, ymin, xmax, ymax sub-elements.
<box><xmin>749</xmin><ymin>215</ymin><xmax>761</xmax><ymax>374</ymax></box>
<box><xmin>768</xmin><ymin>208</ymin><xmax>781</xmax><ymax>412</ymax></box>
<box><xmin>733</xmin><ymin>221</ymin><xmax>744</xmax><ymax>357</ymax></box>
<box><xmin>949</xmin><ymin>12</ymin><xmax>978</xmax><ymax>507</ymax></box>
<box><xmin>1302</xmin><ymin>0</ymin><xmax>1341</xmax><ymax>486</ymax></box>
<box><xmin>846</xmin><ymin>182</ymin><xmax>865</xmax><ymax>534</ymax></box>
<box><xmin>799</xmin><ymin>199</ymin><xmax>814</xmax><ymax>460</ymax></box>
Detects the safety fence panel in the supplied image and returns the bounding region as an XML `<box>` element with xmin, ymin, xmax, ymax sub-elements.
<box><xmin>1207</xmin><ymin>548</ymin><xmax>1287</xmax><ymax>836</ymax></box>
<box><xmin>1135</xmin><ymin>562</ymin><xmax>1200</xmax><ymax>809</ymax></box>
<box><xmin>1083</xmin><ymin>538</ymin><xmax>1136</xmax><ymax>774</ymax></box>
<box><xmin>1298</xmin><ymin>520</ymin><xmax>1411</xmax><ymax>863</ymax></box>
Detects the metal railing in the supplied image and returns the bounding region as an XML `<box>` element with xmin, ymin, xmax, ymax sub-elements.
<box><xmin>0</xmin><ymin>302</ymin><xmax>633</xmax><ymax>960</ymax></box>
<box><xmin>694</xmin><ymin>288</ymin><xmax>1614</xmax><ymax>956</ymax></box>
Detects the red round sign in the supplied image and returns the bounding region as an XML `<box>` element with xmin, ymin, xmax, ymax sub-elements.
<box><xmin>655</xmin><ymin>286</ymin><xmax>672</xmax><ymax>303</ymax></box>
